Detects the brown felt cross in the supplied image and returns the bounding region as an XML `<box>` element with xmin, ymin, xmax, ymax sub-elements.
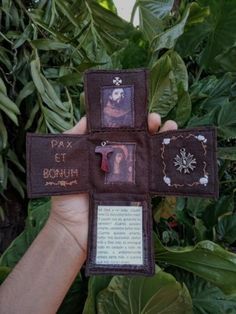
<box><xmin>26</xmin><ymin>69</ymin><xmax>218</xmax><ymax>276</ymax></box>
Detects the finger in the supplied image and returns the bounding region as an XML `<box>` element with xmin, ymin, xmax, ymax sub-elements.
<box><xmin>159</xmin><ymin>120</ymin><xmax>178</xmax><ymax>133</ymax></box>
<box><xmin>64</xmin><ymin>116</ymin><xmax>87</xmax><ymax>135</ymax></box>
<box><xmin>148</xmin><ymin>112</ymin><xmax>161</xmax><ymax>134</ymax></box>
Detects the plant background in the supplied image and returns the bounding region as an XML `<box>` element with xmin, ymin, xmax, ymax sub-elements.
<box><xmin>0</xmin><ymin>0</ymin><xmax>236</xmax><ymax>313</ymax></box>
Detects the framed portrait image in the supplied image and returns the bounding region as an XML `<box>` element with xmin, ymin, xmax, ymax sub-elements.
<box><xmin>105</xmin><ymin>143</ymin><xmax>136</xmax><ymax>184</ymax></box>
<box><xmin>101</xmin><ymin>86</ymin><xmax>134</xmax><ymax>128</ymax></box>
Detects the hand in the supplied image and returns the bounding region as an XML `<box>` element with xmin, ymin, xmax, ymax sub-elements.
<box><xmin>49</xmin><ymin>114</ymin><xmax>177</xmax><ymax>254</ymax></box>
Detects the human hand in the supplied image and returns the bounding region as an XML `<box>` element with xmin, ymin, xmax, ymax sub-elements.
<box><xmin>49</xmin><ymin>114</ymin><xmax>177</xmax><ymax>254</ymax></box>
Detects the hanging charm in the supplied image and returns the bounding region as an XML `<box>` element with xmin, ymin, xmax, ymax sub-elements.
<box><xmin>174</xmin><ymin>148</ymin><xmax>196</xmax><ymax>174</ymax></box>
<box><xmin>95</xmin><ymin>142</ymin><xmax>114</xmax><ymax>173</ymax></box>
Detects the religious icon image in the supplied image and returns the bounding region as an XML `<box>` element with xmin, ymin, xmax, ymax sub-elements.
<box><xmin>105</xmin><ymin>143</ymin><xmax>135</xmax><ymax>184</ymax></box>
<box><xmin>101</xmin><ymin>86</ymin><xmax>134</xmax><ymax>127</ymax></box>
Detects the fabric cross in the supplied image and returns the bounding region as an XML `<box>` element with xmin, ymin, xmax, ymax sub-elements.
<box><xmin>26</xmin><ymin>69</ymin><xmax>218</xmax><ymax>276</ymax></box>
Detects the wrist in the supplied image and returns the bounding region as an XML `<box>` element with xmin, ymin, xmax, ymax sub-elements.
<box><xmin>46</xmin><ymin>215</ymin><xmax>88</xmax><ymax>256</ymax></box>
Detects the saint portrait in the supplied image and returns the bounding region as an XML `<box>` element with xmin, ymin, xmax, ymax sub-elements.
<box><xmin>101</xmin><ymin>86</ymin><xmax>134</xmax><ymax>128</ymax></box>
<box><xmin>105</xmin><ymin>143</ymin><xmax>135</xmax><ymax>184</ymax></box>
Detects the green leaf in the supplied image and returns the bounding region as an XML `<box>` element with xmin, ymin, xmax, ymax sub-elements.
<box><xmin>151</xmin><ymin>6</ymin><xmax>190</xmax><ymax>52</ymax></box>
<box><xmin>31</xmin><ymin>39</ymin><xmax>70</xmax><ymax>50</ymax></box>
<box><xmin>155</xmin><ymin>237</ymin><xmax>236</xmax><ymax>295</ymax></box>
<box><xmin>200</xmin><ymin>0</ymin><xmax>236</xmax><ymax>70</ymax></box>
<box><xmin>0</xmin><ymin>266</ymin><xmax>11</xmax><ymax>284</ymax></box>
<box><xmin>83</xmin><ymin>276</ymin><xmax>112</xmax><ymax>314</ymax></box>
<box><xmin>175</xmin><ymin>89</ymin><xmax>191</xmax><ymax>127</ymax></box>
<box><xmin>136</xmin><ymin>0</ymin><xmax>174</xmax><ymax>42</ymax></box>
<box><xmin>0</xmin><ymin>113</ymin><xmax>8</xmax><ymax>149</ymax></box>
<box><xmin>16</xmin><ymin>81</ymin><xmax>35</xmax><ymax>107</ymax></box>
<box><xmin>202</xmin><ymin>195</ymin><xmax>234</xmax><ymax>228</ymax></box>
<box><xmin>7</xmin><ymin>149</ymin><xmax>25</xmax><ymax>173</ymax></box>
<box><xmin>96</xmin><ymin>267</ymin><xmax>193</xmax><ymax>314</ymax></box>
<box><xmin>149</xmin><ymin>51</ymin><xmax>189</xmax><ymax>118</ymax></box>
<box><xmin>30</xmin><ymin>58</ymin><xmax>45</xmax><ymax>95</ymax></box>
<box><xmin>149</xmin><ymin>53</ymin><xmax>178</xmax><ymax>116</ymax></box>
<box><xmin>8</xmin><ymin>168</ymin><xmax>25</xmax><ymax>198</ymax></box>
<box><xmin>0</xmin><ymin>91</ymin><xmax>20</xmax><ymax>125</ymax></box>
<box><xmin>0</xmin><ymin>77</ymin><xmax>7</xmax><ymax>95</ymax></box>
<box><xmin>0</xmin><ymin>200</ymin><xmax>50</xmax><ymax>267</ymax></box>
<box><xmin>218</xmin><ymin>147</ymin><xmax>236</xmax><ymax>161</ymax></box>
<box><xmin>172</xmin><ymin>269</ymin><xmax>236</xmax><ymax>314</ymax></box>
<box><xmin>217</xmin><ymin>101</ymin><xmax>236</xmax><ymax>139</ymax></box>
<box><xmin>215</xmin><ymin>44</ymin><xmax>236</xmax><ymax>73</ymax></box>
<box><xmin>24</xmin><ymin>101</ymin><xmax>40</xmax><ymax>130</ymax></box>
<box><xmin>216</xmin><ymin>214</ymin><xmax>236</xmax><ymax>245</ymax></box>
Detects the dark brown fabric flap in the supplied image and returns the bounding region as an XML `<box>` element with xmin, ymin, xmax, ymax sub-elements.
<box><xmin>27</xmin><ymin>133</ymin><xmax>89</xmax><ymax>198</ymax></box>
<box><xmin>85</xmin><ymin>69</ymin><xmax>148</xmax><ymax>131</ymax></box>
<box><xmin>150</xmin><ymin>127</ymin><xmax>218</xmax><ymax>198</ymax></box>
<box><xmin>86</xmin><ymin>193</ymin><xmax>154</xmax><ymax>276</ymax></box>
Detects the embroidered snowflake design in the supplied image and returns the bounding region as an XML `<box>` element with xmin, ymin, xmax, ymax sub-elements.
<box><xmin>113</xmin><ymin>76</ymin><xmax>122</xmax><ymax>86</ymax></box>
<box><xmin>174</xmin><ymin>148</ymin><xmax>196</xmax><ymax>174</ymax></box>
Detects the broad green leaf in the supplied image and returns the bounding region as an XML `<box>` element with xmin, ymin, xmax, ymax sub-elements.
<box><xmin>175</xmin><ymin>89</ymin><xmax>191</xmax><ymax>127</ymax></box>
<box><xmin>217</xmin><ymin>101</ymin><xmax>236</xmax><ymax>139</ymax></box>
<box><xmin>149</xmin><ymin>51</ymin><xmax>189</xmax><ymax>117</ymax></box>
<box><xmin>199</xmin><ymin>0</ymin><xmax>236</xmax><ymax>70</ymax></box>
<box><xmin>31</xmin><ymin>39</ymin><xmax>70</xmax><ymax>50</ymax></box>
<box><xmin>149</xmin><ymin>53</ymin><xmax>178</xmax><ymax>115</ymax></box>
<box><xmin>136</xmin><ymin>0</ymin><xmax>174</xmax><ymax>42</ymax></box>
<box><xmin>152</xmin><ymin>6</ymin><xmax>190</xmax><ymax>52</ymax></box>
<box><xmin>218</xmin><ymin>147</ymin><xmax>236</xmax><ymax>161</ymax></box>
<box><xmin>155</xmin><ymin>237</ymin><xmax>236</xmax><ymax>295</ymax></box>
<box><xmin>216</xmin><ymin>215</ymin><xmax>236</xmax><ymax>245</ymax></box>
<box><xmin>215</xmin><ymin>44</ymin><xmax>236</xmax><ymax>73</ymax></box>
<box><xmin>202</xmin><ymin>195</ymin><xmax>234</xmax><ymax>228</ymax></box>
<box><xmin>0</xmin><ymin>200</ymin><xmax>50</xmax><ymax>267</ymax></box>
<box><xmin>96</xmin><ymin>267</ymin><xmax>193</xmax><ymax>314</ymax></box>
<box><xmin>172</xmin><ymin>269</ymin><xmax>236</xmax><ymax>314</ymax></box>
<box><xmin>83</xmin><ymin>276</ymin><xmax>112</xmax><ymax>314</ymax></box>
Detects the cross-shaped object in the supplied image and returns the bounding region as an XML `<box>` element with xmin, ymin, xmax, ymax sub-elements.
<box><xmin>26</xmin><ymin>69</ymin><xmax>218</xmax><ymax>276</ymax></box>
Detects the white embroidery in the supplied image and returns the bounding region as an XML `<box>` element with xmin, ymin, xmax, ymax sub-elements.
<box><xmin>113</xmin><ymin>77</ymin><xmax>122</xmax><ymax>86</ymax></box>
<box><xmin>174</xmin><ymin>148</ymin><xmax>196</xmax><ymax>174</ymax></box>
<box><xmin>199</xmin><ymin>175</ymin><xmax>208</xmax><ymax>186</ymax></box>
<box><xmin>195</xmin><ymin>135</ymin><xmax>207</xmax><ymax>143</ymax></box>
<box><xmin>163</xmin><ymin>175</ymin><xmax>171</xmax><ymax>186</ymax></box>
<box><xmin>162</xmin><ymin>138</ymin><xmax>171</xmax><ymax>145</ymax></box>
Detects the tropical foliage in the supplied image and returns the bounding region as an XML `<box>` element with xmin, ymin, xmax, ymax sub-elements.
<box><xmin>0</xmin><ymin>0</ymin><xmax>236</xmax><ymax>313</ymax></box>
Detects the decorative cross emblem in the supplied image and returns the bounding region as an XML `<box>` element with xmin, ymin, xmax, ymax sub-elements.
<box><xmin>174</xmin><ymin>148</ymin><xmax>196</xmax><ymax>174</ymax></box>
<box><xmin>26</xmin><ymin>69</ymin><xmax>218</xmax><ymax>277</ymax></box>
<box><xmin>113</xmin><ymin>76</ymin><xmax>122</xmax><ymax>85</ymax></box>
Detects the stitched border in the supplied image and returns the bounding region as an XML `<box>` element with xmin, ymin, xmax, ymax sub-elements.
<box><xmin>161</xmin><ymin>133</ymin><xmax>209</xmax><ymax>188</ymax></box>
